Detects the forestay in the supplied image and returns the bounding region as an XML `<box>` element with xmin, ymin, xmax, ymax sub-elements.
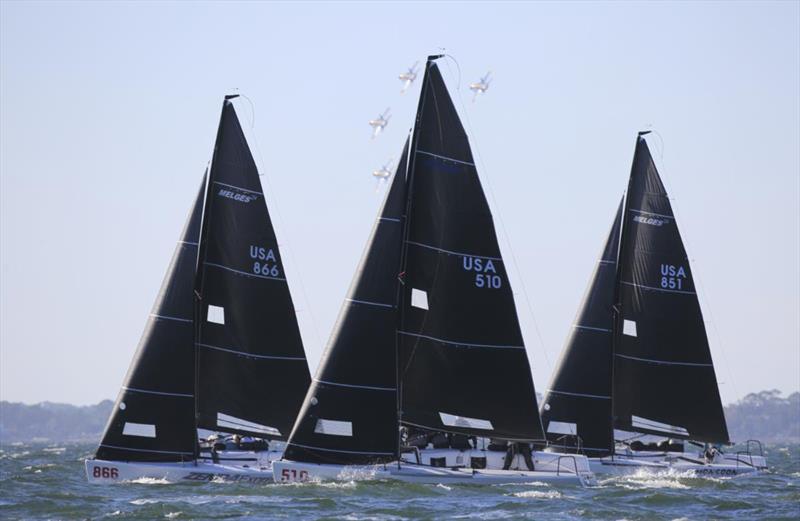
<box><xmin>283</xmin><ymin>139</ymin><xmax>410</xmax><ymax>465</ymax></box>
<box><xmin>96</xmin><ymin>177</ymin><xmax>205</xmax><ymax>462</ymax></box>
<box><xmin>540</xmin><ymin>199</ymin><xmax>622</xmax><ymax>456</ymax></box>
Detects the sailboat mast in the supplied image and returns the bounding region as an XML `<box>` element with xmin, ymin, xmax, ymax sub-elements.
<box><xmin>192</xmin><ymin>95</ymin><xmax>239</xmax><ymax>456</ymax></box>
<box><xmin>609</xmin><ymin>132</ymin><xmax>647</xmax><ymax>455</ymax></box>
<box><xmin>393</xmin><ymin>55</ymin><xmax>442</xmax><ymax>461</ymax></box>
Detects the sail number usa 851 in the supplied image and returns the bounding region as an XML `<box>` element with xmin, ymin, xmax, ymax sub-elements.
<box><xmin>463</xmin><ymin>256</ymin><xmax>502</xmax><ymax>289</ymax></box>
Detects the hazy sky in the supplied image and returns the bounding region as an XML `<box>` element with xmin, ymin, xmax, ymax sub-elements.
<box><xmin>1</xmin><ymin>1</ymin><xmax>798</xmax><ymax>406</ymax></box>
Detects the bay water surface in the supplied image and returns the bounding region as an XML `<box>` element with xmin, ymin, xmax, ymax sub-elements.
<box><xmin>1</xmin><ymin>443</ymin><xmax>798</xmax><ymax>520</ymax></box>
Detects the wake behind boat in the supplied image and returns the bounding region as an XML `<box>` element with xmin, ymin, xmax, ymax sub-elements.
<box><xmin>540</xmin><ymin>133</ymin><xmax>766</xmax><ymax>477</ymax></box>
<box><xmin>87</xmin><ymin>96</ymin><xmax>311</xmax><ymax>484</ymax></box>
<box><xmin>273</xmin><ymin>55</ymin><xmax>596</xmax><ymax>487</ymax></box>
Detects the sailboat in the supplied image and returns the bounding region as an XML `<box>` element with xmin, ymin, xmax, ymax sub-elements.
<box><xmin>272</xmin><ymin>56</ymin><xmax>596</xmax><ymax>486</ymax></box>
<box><xmin>540</xmin><ymin>132</ymin><xmax>767</xmax><ymax>476</ymax></box>
<box><xmin>86</xmin><ymin>96</ymin><xmax>312</xmax><ymax>483</ymax></box>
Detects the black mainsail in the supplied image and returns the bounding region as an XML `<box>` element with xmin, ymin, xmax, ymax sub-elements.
<box><xmin>542</xmin><ymin>133</ymin><xmax>730</xmax><ymax>453</ymax></box>
<box><xmin>540</xmin><ymin>199</ymin><xmax>622</xmax><ymax>457</ymax></box>
<box><xmin>283</xmin><ymin>57</ymin><xmax>545</xmax><ymax>466</ymax></box>
<box><xmin>96</xmin><ymin>177</ymin><xmax>205</xmax><ymax>462</ymax></box>
<box><xmin>612</xmin><ymin>134</ymin><xmax>729</xmax><ymax>444</ymax></box>
<box><xmin>195</xmin><ymin>96</ymin><xmax>311</xmax><ymax>440</ymax></box>
<box><xmin>397</xmin><ymin>61</ymin><xmax>543</xmax><ymax>441</ymax></box>
<box><xmin>283</xmin><ymin>139</ymin><xmax>409</xmax><ymax>464</ymax></box>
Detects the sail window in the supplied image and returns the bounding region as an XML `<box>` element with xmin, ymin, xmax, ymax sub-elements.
<box><xmin>546</xmin><ymin>421</ymin><xmax>577</xmax><ymax>435</ymax></box>
<box><xmin>314</xmin><ymin>419</ymin><xmax>353</xmax><ymax>437</ymax></box>
<box><xmin>623</xmin><ymin>319</ymin><xmax>637</xmax><ymax>337</ymax></box>
<box><xmin>122</xmin><ymin>422</ymin><xmax>156</xmax><ymax>438</ymax></box>
<box><xmin>440</xmin><ymin>412</ymin><xmax>493</xmax><ymax>430</ymax></box>
<box><xmin>207</xmin><ymin>305</ymin><xmax>225</xmax><ymax>325</ymax></box>
<box><xmin>217</xmin><ymin>412</ymin><xmax>281</xmax><ymax>437</ymax></box>
<box><xmin>411</xmin><ymin>288</ymin><xmax>429</xmax><ymax>310</ymax></box>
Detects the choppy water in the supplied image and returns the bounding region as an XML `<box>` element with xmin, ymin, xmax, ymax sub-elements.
<box><xmin>1</xmin><ymin>443</ymin><xmax>798</xmax><ymax>520</ymax></box>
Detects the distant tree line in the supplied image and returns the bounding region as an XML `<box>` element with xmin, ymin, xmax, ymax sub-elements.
<box><xmin>0</xmin><ymin>391</ymin><xmax>797</xmax><ymax>444</ymax></box>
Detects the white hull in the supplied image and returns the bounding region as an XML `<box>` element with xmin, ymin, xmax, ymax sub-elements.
<box><xmin>274</xmin><ymin>449</ymin><xmax>596</xmax><ymax>486</ymax></box>
<box><xmin>86</xmin><ymin>450</ymin><xmax>283</xmax><ymax>484</ymax></box>
<box><xmin>589</xmin><ymin>450</ymin><xmax>767</xmax><ymax>477</ymax></box>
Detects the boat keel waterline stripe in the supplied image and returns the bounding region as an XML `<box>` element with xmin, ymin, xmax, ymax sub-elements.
<box><xmin>98</xmin><ymin>444</ymin><xmax>194</xmax><ymax>456</ymax></box>
<box><xmin>212</xmin><ymin>180</ymin><xmax>262</xmax><ymax>196</ymax></box>
<box><xmin>149</xmin><ymin>313</ymin><xmax>193</xmax><ymax>323</ymax></box>
<box><xmin>546</xmin><ymin>389</ymin><xmax>611</xmax><ymax>400</ymax></box>
<box><xmin>573</xmin><ymin>324</ymin><xmax>612</xmax><ymax>333</ymax></box>
<box><xmin>415</xmin><ymin>149</ymin><xmax>475</xmax><ymax>166</ymax></box>
<box><xmin>314</xmin><ymin>379</ymin><xmax>397</xmax><ymax>392</ymax></box>
<box><xmin>286</xmin><ymin>442</ymin><xmax>395</xmax><ymax>456</ymax></box>
<box><xmin>405</xmin><ymin>240</ymin><xmax>502</xmax><ymax>261</ymax></box>
<box><xmin>345</xmin><ymin>298</ymin><xmax>394</xmax><ymax>308</ymax></box>
<box><xmin>197</xmin><ymin>342</ymin><xmax>306</xmax><ymax>361</ymax></box>
<box><xmin>615</xmin><ymin>353</ymin><xmax>713</xmax><ymax>367</ymax></box>
<box><xmin>122</xmin><ymin>386</ymin><xmax>194</xmax><ymax>398</ymax></box>
<box><xmin>620</xmin><ymin>281</ymin><xmax>696</xmax><ymax>295</ymax></box>
<box><xmin>397</xmin><ymin>330</ymin><xmax>525</xmax><ymax>350</ymax></box>
<box><xmin>204</xmin><ymin>262</ymin><xmax>287</xmax><ymax>281</ymax></box>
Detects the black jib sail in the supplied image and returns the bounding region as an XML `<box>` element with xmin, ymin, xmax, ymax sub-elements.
<box><xmin>283</xmin><ymin>139</ymin><xmax>410</xmax><ymax>465</ymax></box>
<box><xmin>612</xmin><ymin>134</ymin><xmax>729</xmax><ymax>444</ymax></box>
<box><xmin>396</xmin><ymin>60</ymin><xmax>544</xmax><ymax>441</ymax></box>
<box><xmin>96</xmin><ymin>176</ymin><xmax>205</xmax><ymax>463</ymax></box>
<box><xmin>194</xmin><ymin>96</ymin><xmax>311</xmax><ymax>440</ymax></box>
<box><xmin>540</xmin><ymin>199</ymin><xmax>622</xmax><ymax>457</ymax></box>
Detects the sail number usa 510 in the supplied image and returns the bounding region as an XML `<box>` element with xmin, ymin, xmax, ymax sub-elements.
<box><xmin>463</xmin><ymin>256</ymin><xmax>502</xmax><ymax>289</ymax></box>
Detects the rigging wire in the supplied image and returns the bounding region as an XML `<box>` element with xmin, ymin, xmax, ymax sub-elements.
<box><xmin>229</xmin><ymin>96</ymin><xmax>326</xmax><ymax>363</ymax></box>
<box><xmin>440</xmin><ymin>55</ymin><xmax>553</xmax><ymax>374</ymax></box>
<box><xmin>642</xmin><ymin>132</ymin><xmax>742</xmax><ymax>406</ymax></box>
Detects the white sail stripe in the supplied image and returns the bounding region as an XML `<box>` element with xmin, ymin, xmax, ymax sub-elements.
<box><xmin>150</xmin><ymin>313</ymin><xmax>193</xmax><ymax>323</ymax></box>
<box><xmin>99</xmin><ymin>444</ymin><xmax>194</xmax><ymax>456</ymax></box>
<box><xmin>123</xmin><ymin>386</ymin><xmax>194</xmax><ymax>398</ymax></box>
<box><xmin>213</xmin><ymin>181</ymin><xmax>262</xmax><ymax>196</ymax></box>
<box><xmin>178</xmin><ymin>240</ymin><xmax>199</xmax><ymax>246</ymax></box>
<box><xmin>615</xmin><ymin>353</ymin><xmax>713</xmax><ymax>367</ymax></box>
<box><xmin>198</xmin><ymin>343</ymin><xmax>306</xmax><ymax>361</ymax></box>
<box><xmin>346</xmin><ymin>298</ymin><xmax>394</xmax><ymax>309</ymax></box>
<box><xmin>398</xmin><ymin>330</ymin><xmax>524</xmax><ymax>350</ymax></box>
<box><xmin>598</xmin><ymin>260</ymin><xmax>615</xmax><ymax>265</ymax></box>
<box><xmin>621</xmin><ymin>281</ymin><xmax>696</xmax><ymax>295</ymax></box>
<box><xmin>629</xmin><ymin>208</ymin><xmax>674</xmax><ymax>219</ymax></box>
<box><xmin>204</xmin><ymin>262</ymin><xmax>287</xmax><ymax>281</ymax></box>
<box><xmin>415</xmin><ymin>149</ymin><xmax>475</xmax><ymax>166</ymax></box>
<box><xmin>405</xmin><ymin>240</ymin><xmax>502</xmax><ymax>261</ymax></box>
<box><xmin>546</xmin><ymin>389</ymin><xmax>611</xmax><ymax>400</ymax></box>
<box><xmin>314</xmin><ymin>379</ymin><xmax>397</xmax><ymax>392</ymax></box>
<box><xmin>379</xmin><ymin>217</ymin><xmax>401</xmax><ymax>223</ymax></box>
<box><xmin>287</xmin><ymin>442</ymin><xmax>395</xmax><ymax>456</ymax></box>
<box><xmin>573</xmin><ymin>324</ymin><xmax>612</xmax><ymax>333</ymax></box>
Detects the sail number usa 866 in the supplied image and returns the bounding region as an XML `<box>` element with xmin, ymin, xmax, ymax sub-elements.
<box><xmin>463</xmin><ymin>256</ymin><xmax>502</xmax><ymax>289</ymax></box>
<box><xmin>250</xmin><ymin>245</ymin><xmax>280</xmax><ymax>278</ymax></box>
